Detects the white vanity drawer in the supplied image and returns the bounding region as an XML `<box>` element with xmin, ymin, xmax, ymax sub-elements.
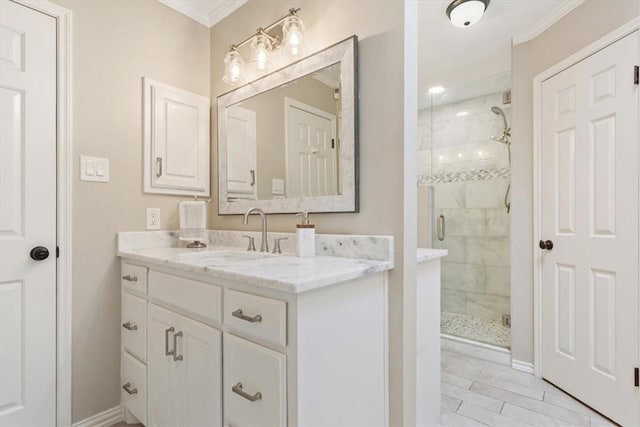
<box><xmin>224</xmin><ymin>289</ymin><xmax>286</xmax><ymax>348</ymax></box>
<box><xmin>121</xmin><ymin>263</ymin><xmax>147</xmax><ymax>295</ymax></box>
<box><xmin>122</xmin><ymin>351</ymin><xmax>147</xmax><ymax>425</ymax></box>
<box><xmin>224</xmin><ymin>334</ymin><xmax>286</xmax><ymax>427</ymax></box>
<box><xmin>122</xmin><ymin>292</ymin><xmax>146</xmax><ymax>361</ymax></box>
<box><xmin>148</xmin><ymin>270</ymin><xmax>222</xmax><ymax>324</ymax></box>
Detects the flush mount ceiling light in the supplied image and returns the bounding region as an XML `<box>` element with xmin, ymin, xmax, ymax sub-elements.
<box><xmin>446</xmin><ymin>0</ymin><xmax>490</xmax><ymax>28</ymax></box>
<box><xmin>222</xmin><ymin>8</ymin><xmax>305</xmax><ymax>85</ymax></box>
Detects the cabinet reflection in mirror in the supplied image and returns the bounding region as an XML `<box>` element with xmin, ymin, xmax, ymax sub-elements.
<box><xmin>218</xmin><ymin>36</ymin><xmax>358</xmax><ymax>215</ymax></box>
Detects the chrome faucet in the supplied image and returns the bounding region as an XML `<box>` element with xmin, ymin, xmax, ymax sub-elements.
<box><xmin>243</xmin><ymin>207</ymin><xmax>269</xmax><ymax>252</ymax></box>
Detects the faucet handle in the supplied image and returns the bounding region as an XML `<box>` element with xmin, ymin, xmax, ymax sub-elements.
<box><xmin>272</xmin><ymin>237</ymin><xmax>288</xmax><ymax>254</ymax></box>
<box><xmin>243</xmin><ymin>235</ymin><xmax>256</xmax><ymax>252</ymax></box>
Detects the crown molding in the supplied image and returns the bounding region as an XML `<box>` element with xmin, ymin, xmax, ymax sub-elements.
<box><xmin>208</xmin><ymin>0</ymin><xmax>249</xmax><ymax>27</ymax></box>
<box><xmin>158</xmin><ymin>0</ymin><xmax>248</xmax><ymax>27</ymax></box>
<box><xmin>512</xmin><ymin>0</ymin><xmax>585</xmax><ymax>45</ymax></box>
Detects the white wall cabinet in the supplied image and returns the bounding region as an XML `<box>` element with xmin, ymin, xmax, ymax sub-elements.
<box><xmin>120</xmin><ymin>260</ymin><xmax>388</xmax><ymax>426</ymax></box>
<box><xmin>143</xmin><ymin>77</ymin><xmax>210</xmax><ymax>196</ymax></box>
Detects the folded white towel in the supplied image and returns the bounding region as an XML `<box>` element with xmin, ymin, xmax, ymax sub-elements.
<box><xmin>179</xmin><ymin>201</ymin><xmax>207</xmax><ymax>241</ymax></box>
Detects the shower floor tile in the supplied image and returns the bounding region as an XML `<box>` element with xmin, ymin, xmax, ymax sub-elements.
<box><xmin>441</xmin><ymin>311</ymin><xmax>511</xmax><ymax>348</ymax></box>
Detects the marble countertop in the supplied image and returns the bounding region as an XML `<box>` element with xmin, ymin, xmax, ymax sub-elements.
<box><xmin>417</xmin><ymin>248</ymin><xmax>448</xmax><ymax>263</ymax></box>
<box><xmin>118</xmin><ymin>246</ymin><xmax>394</xmax><ymax>294</ymax></box>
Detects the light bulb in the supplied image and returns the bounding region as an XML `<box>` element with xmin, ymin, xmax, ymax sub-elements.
<box><xmin>251</xmin><ymin>34</ymin><xmax>271</xmax><ymax>73</ymax></box>
<box><xmin>283</xmin><ymin>15</ymin><xmax>305</xmax><ymax>57</ymax></box>
<box><xmin>223</xmin><ymin>49</ymin><xmax>245</xmax><ymax>84</ymax></box>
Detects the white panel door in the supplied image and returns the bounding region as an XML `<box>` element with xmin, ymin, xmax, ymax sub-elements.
<box><xmin>285</xmin><ymin>98</ymin><xmax>337</xmax><ymax>198</ymax></box>
<box><xmin>540</xmin><ymin>31</ymin><xmax>639</xmax><ymax>426</ymax></box>
<box><xmin>226</xmin><ymin>106</ymin><xmax>257</xmax><ymax>199</ymax></box>
<box><xmin>0</xmin><ymin>2</ymin><xmax>57</xmax><ymax>425</ymax></box>
<box><xmin>176</xmin><ymin>315</ymin><xmax>222</xmax><ymax>427</ymax></box>
<box><xmin>147</xmin><ymin>304</ymin><xmax>180</xmax><ymax>427</ymax></box>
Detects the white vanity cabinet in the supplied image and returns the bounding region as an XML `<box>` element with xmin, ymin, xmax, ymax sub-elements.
<box><xmin>120</xmin><ymin>259</ymin><xmax>388</xmax><ymax>427</ymax></box>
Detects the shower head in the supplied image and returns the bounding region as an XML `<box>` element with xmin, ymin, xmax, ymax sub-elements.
<box><xmin>491</xmin><ymin>105</ymin><xmax>511</xmax><ymax>144</ymax></box>
<box><xmin>491</xmin><ymin>106</ymin><xmax>508</xmax><ymax>130</ymax></box>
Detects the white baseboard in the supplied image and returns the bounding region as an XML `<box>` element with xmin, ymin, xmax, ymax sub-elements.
<box><xmin>511</xmin><ymin>359</ymin><xmax>535</xmax><ymax>374</ymax></box>
<box><xmin>72</xmin><ymin>405</ymin><xmax>122</xmax><ymax>427</ymax></box>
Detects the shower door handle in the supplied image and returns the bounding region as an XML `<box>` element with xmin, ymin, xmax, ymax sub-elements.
<box><xmin>437</xmin><ymin>214</ymin><xmax>445</xmax><ymax>241</ymax></box>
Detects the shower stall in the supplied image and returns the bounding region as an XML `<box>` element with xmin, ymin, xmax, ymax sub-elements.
<box><xmin>418</xmin><ymin>74</ymin><xmax>512</xmax><ymax>349</ymax></box>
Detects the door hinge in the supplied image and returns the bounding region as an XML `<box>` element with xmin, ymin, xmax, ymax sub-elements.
<box><xmin>635</xmin><ymin>367</ymin><xmax>639</xmax><ymax>387</ymax></box>
<box><xmin>634</xmin><ymin>65</ymin><xmax>639</xmax><ymax>85</ymax></box>
<box><xmin>56</xmin><ymin>246</ymin><xmax>59</xmax><ymax>258</ymax></box>
<box><xmin>331</xmin><ymin>138</ymin><xmax>335</xmax><ymax>149</ymax></box>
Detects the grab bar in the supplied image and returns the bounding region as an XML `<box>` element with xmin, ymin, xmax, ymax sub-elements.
<box><xmin>437</xmin><ymin>214</ymin><xmax>445</xmax><ymax>241</ymax></box>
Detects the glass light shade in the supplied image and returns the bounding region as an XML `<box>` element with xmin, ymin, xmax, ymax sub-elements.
<box><xmin>448</xmin><ymin>0</ymin><xmax>488</xmax><ymax>28</ymax></box>
<box><xmin>283</xmin><ymin>15</ymin><xmax>305</xmax><ymax>57</ymax></box>
<box><xmin>223</xmin><ymin>50</ymin><xmax>245</xmax><ymax>84</ymax></box>
<box><xmin>251</xmin><ymin>34</ymin><xmax>272</xmax><ymax>72</ymax></box>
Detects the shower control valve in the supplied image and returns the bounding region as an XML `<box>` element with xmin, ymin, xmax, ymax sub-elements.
<box><xmin>539</xmin><ymin>240</ymin><xmax>554</xmax><ymax>250</ymax></box>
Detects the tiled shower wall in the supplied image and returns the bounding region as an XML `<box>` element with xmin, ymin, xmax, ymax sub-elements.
<box><xmin>418</xmin><ymin>92</ymin><xmax>512</xmax><ymax>323</ymax></box>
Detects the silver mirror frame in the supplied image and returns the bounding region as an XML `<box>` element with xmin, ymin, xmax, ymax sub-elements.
<box><xmin>217</xmin><ymin>35</ymin><xmax>358</xmax><ymax>215</ymax></box>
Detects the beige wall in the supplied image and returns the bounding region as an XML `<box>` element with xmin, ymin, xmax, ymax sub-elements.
<box><xmin>510</xmin><ymin>0</ymin><xmax>639</xmax><ymax>364</ymax></box>
<box><xmin>236</xmin><ymin>76</ymin><xmax>337</xmax><ymax>199</ymax></box>
<box><xmin>211</xmin><ymin>1</ymin><xmax>417</xmax><ymax>423</ymax></box>
<box><xmin>51</xmin><ymin>0</ymin><xmax>210</xmax><ymax>422</ymax></box>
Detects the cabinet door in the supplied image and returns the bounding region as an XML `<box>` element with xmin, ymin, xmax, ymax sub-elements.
<box><xmin>176</xmin><ymin>315</ymin><xmax>222</xmax><ymax>427</ymax></box>
<box><xmin>147</xmin><ymin>304</ymin><xmax>180</xmax><ymax>427</ymax></box>
<box><xmin>143</xmin><ymin>77</ymin><xmax>210</xmax><ymax>196</ymax></box>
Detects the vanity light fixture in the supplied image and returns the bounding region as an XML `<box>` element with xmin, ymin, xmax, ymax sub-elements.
<box><xmin>428</xmin><ymin>86</ymin><xmax>445</xmax><ymax>95</ymax></box>
<box><xmin>446</xmin><ymin>0</ymin><xmax>490</xmax><ymax>28</ymax></box>
<box><xmin>222</xmin><ymin>8</ymin><xmax>305</xmax><ymax>84</ymax></box>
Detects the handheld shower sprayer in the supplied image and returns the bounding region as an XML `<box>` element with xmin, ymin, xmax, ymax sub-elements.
<box><xmin>491</xmin><ymin>106</ymin><xmax>511</xmax><ymax>144</ymax></box>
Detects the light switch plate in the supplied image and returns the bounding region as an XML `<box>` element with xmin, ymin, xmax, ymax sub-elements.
<box><xmin>146</xmin><ymin>208</ymin><xmax>160</xmax><ymax>230</ymax></box>
<box><xmin>80</xmin><ymin>155</ymin><xmax>109</xmax><ymax>182</ymax></box>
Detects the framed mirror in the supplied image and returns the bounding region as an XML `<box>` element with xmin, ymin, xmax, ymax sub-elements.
<box><xmin>217</xmin><ymin>36</ymin><xmax>358</xmax><ymax>214</ymax></box>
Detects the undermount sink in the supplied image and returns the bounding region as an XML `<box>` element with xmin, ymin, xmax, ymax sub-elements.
<box><xmin>178</xmin><ymin>250</ymin><xmax>274</xmax><ymax>267</ymax></box>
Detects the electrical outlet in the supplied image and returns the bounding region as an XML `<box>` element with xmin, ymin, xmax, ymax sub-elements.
<box><xmin>146</xmin><ymin>208</ymin><xmax>160</xmax><ymax>230</ymax></box>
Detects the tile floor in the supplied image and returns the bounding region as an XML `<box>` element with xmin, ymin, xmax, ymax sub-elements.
<box><xmin>111</xmin><ymin>350</ymin><xmax>618</xmax><ymax>427</ymax></box>
<box><xmin>441</xmin><ymin>311</ymin><xmax>511</xmax><ymax>348</ymax></box>
<box><xmin>440</xmin><ymin>350</ymin><xmax>618</xmax><ymax>426</ymax></box>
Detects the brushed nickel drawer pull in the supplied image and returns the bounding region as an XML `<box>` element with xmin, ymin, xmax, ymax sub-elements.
<box><xmin>122</xmin><ymin>274</ymin><xmax>138</xmax><ymax>282</ymax></box>
<box><xmin>122</xmin><ymin>322</ymin><xmax>138</xmax><ymax>331</ymax></box>
<box><xmin>172</xmin><ymin>331</ymin><xmax>183</xmax><ymax>362</ymax></box>
<box><xmin>165</xmin><ymin>327</ymin><xmax>175</xmax><ymax>356</ymax></box>
<box><xmin>232</xmin><ymin>308</ymin><xmax>262</xmax><ymax>323</ymax></box>
<box><xmin>122</xmin><ymin>382</ymin><xmax>138</xmax><ymax>395</ymax></box>
<box><xmin>232</xmin><ymin>382</ymin><xmax>262</xmax><ymax>402</ymax></box>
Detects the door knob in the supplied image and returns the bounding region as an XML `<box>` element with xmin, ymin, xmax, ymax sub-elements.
<box><xmin>539</xmin><ymin>240</ymin><xmax>553</xmax><ymax>250</ymax></box>
<box><xmin>30</xmin><ymin>246</ymin><xmax>50</xmax><ymax>261</ymax></box>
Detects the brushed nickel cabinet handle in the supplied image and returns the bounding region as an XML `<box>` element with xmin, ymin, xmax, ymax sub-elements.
<box><xmin>232</xmin><ymin>382</ymin><xmax>262</xmax><ymax>402</ymax></box>
<box><xmin>172</xmin><ymin>331</ymin><xmax>183</xmax><ymax>362</ymax></box>
<box><xmin>232</xmin><ymin>308</ymin><xmax>262</xmax><ymax>323</ymax></box>
<box><xmin>437</xmin><ymin>214</ymin><xmax>445</xmax><ymax>242</ymax></box>
<box><xmin>122</xmin><ymin>382</ymin><xmax>138</xmax><ymax>395</ymax></box>
<box><xmin>156</xmin><ymin>157</ymin><xmax>163</xmax><ymax>177</ymax></box>
<box><xmin>250</xmin><ymin>169</ymin><xmax>256</xmax><ymax>186</ymax></box>
<box><xmin>122</xmin><ymin>274</ymin><xmax>138</xmax><ymax>282</ymax></box>
<box><xmin>165</xmin><ymin>326</ymin><xmax>175</xmax><ymax>356</ymax></box>
<box><xmin>122</xmin><ymin>322</ymin><xmax>138</xmax><ymax>331</ymax></box>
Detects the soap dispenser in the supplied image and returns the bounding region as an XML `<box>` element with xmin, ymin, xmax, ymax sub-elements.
<box><xmin>296</xmin><ymin>212</ymin><xmax>315</xmax><ymax>257</ymax></box>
